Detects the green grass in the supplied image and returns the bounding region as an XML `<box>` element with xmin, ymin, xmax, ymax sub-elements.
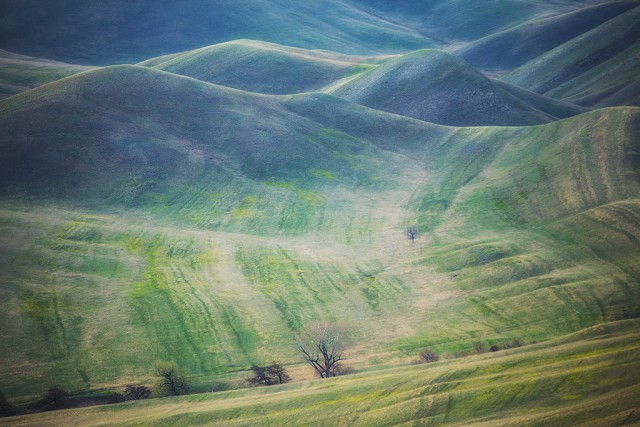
<box><xmin>3</xmin><ymin>320</ymin><xmax>639</xmax><ymax>426</ymax></box>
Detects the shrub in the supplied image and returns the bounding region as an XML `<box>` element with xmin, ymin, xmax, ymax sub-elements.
<box><xmin>473</xmin><ymin>341</ymin><xmax>486</xmax><ymax>354</ymax></box>
<box><xmin>247</xmin><ymin>363</ymin><xmax>291</xmax><ymax>386</ymax></box>
<box><xmin>419</xmin><ymin>349</ymin><xmax>440</xmax><ymax>363</ymax></box>
<box><xmin>124</xmin><ymin>384</ymin><xmax>151</xmax><ymax>400</ymax></box>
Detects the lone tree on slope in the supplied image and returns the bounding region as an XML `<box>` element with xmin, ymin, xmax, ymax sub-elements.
<box><xmin>296</xmin><ymin>321</ymin><xmax>347</xmax><ymax>378</ymax></box>
<box><xmin>406</xmin><ymin>225</ymin><xmax>420</xmax><ymax>243</ymax></box>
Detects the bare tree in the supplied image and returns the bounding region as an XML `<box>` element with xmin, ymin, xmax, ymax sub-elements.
<box><xmin>247</xmin><ymin>363</ymin><xmax>291</xmax><ymax>387</ymax></box>
<box><xmin>406</xmin><ymin>226</ymin><xmax>420</xmax><ymax>242</ymax></box>
<box><xmin>155</xmin><ymin>365</ymin><xmax>189</xmax><ymax>396</ymax></box>
<box><xmin>124</xmin><ymin>384</ymin><xmax>151</xmax><ymax>400</ymax></box>
<box><xmin>296</xmin><ymin>321</ymin><xmax>347</xmax><ymax>378</ymax></box>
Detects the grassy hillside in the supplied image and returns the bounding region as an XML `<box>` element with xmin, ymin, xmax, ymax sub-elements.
<box><xmin>0</xmin><ymin>50</ymin><xmax>94</xmax><ymax>99</ymax></box>
<box><xmin>4</xmin><ymin>320</ymin><xmax>640</xmax><ymax>426</ymax></box>
<box><xmin>329</xmin><ymin>49</ymin><xmax>556</xmax><ymax>126</ymax></box>
<box><xmin>1</xmin><ymin>54</ymin><xmax>639</xmax><ymax>418</ymax></box>
<box><xmin>457</xmin><ymin>0</ymin><xmax>640</xmax><ymax>71</ymax></box>
<box><xmin>140</xmin><ymin>40</ymin><xmax>383</xmax><ymax>95</ymax></box>
<box><xmin>504</xmin><ymin>5</ymin><xmax>640</xmax><ymax>106</ymax></box>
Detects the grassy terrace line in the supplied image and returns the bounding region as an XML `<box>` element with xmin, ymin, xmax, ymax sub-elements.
<box><xmin>4</xmin><ymin>320</ymin><xmax>640</xmax><ymax>425</ymax></box>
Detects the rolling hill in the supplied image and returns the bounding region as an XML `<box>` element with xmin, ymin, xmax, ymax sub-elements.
<box><xmin>328</xmin><ymin>49</ymin><xmax>558</xmax><ymax>126</ymax></box>
<box><xmin>139</xmin><ymin>40</ymin><xmax>383</xmax><ymax>95</ymax></box>
<box><xmin>457</xmin><ymin>0</ymin><xmax>640</xmax><ymax>71</ymax></box>
<box><xmin>504</xmin><ymin>4</ymin><xmax>640</xmax><ymax>106</ymax></box>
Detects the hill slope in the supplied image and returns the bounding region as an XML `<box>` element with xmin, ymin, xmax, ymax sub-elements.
<box><xmin>457</xmin><ymin>0</ymin><xmax>640</xmax><ymax>71</ymax></box>
<box><xmin>140</xmin><ymin>40</ymin><xmax>382</xmax><ymax>95</ymax></box>
<box><xmin>329</xmin><ymin>49</ymin><xmax>556</xmax><ymax>126</ymax></box>
<box><xmin>504</xmin><ymin>5</ymin><xmax>640</xmax><ymax>106</ymax></box>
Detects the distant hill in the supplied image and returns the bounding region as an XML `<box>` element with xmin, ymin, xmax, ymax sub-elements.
<box><xmin>0</xmin><ymin>0</ymin><xmax>430</xmax><ymax>65</ymax></box>
<box><xmin>140</xmin><ymin>40</ymin><xmax>382</xmax><ymax>95</ymax></box>
<box><xmin>0</xmin><ymin>65</ymin><xmax>401</xmax><ymax>204</ymax></box>
<box><xmin>457</xmin><ymin>0</ymin><xmax>640</xmax><ymax>71</ymax></box>
<box><xmin>329</xmin><ymin>49</ymin><xmax>557</xmax><ymax>126</ymax></box>
<box><xmin>504</xmin><ymin>5</ymin><xmax>640</xmax><ymax>107</ymax></box>
<box><xmin>350</xmin><ymin>0</ymin><xmax>609</xmax><ymax>42</ymax></box>
<box><xmin>0</xmin><ymin>0</ymin><xmax>614</xmax><ymax>65</ymax></box>
<box><xmin>0</xmin><ymin>49</ymin><xmax>94</xmax><ymax>99</ymax></box>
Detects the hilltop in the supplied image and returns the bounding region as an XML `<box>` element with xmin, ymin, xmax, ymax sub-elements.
<box><xmin>140</xmin><ymin>40</ymin><xmax>383</xmax><ymax>95</ymax></box>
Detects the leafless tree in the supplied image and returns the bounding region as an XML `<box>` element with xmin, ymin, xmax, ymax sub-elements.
<box><xmin>155</xmin><ymin>365</ymin><xmax>189</xmax><ymax>396</ymax></box>
<box><xmin>296</xmin><ymin>321</ymin><xmax>347</xmax><ymax>378</ymax></box>
<box><xmin>406</xmin><ymin>226</ymin><xmax>420</xmax><ymax>242</ymax></box>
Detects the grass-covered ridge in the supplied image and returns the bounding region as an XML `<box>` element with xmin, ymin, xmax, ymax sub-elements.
<box><xmin>140</xmin><ymin>40</ymin><xmax>384</xmax><ymax>95</ymax></box>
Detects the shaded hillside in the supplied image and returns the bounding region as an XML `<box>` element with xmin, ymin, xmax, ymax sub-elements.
<box><xmin>329</xmin><ymin>49</ymin><xmax>556</xmax><ymax>126</ymax></box>
<box><xmin>542</xmin><ymin>42</ymin><xmax>640</xmax><ymax>107</ymax></box>
<box><xmin>0</xmin><ymin>0</ymin><xmax>429</xmax><ymax>65</ymax></box>
<box><xmin>458</xmin><ymin>0</ymin><xmax>640</xmax><ymax>71</ymax></box>
<box><xmin>0</xmin><ymin>65</ymin><xmax>400</xmax><ymax>205</ymax></box>
<box><xmin>350</xmin><ymin>0</ymin><xmax>607</xmax><ymax>42</ymax></box>
<box><xmin>493</xmin><ymin>79</ymin><xmax>590</xmax><ymax>119</ymax></box>
<box><xmin>504</xmin><ymin>5</ymin><xmax>640</xmax><ymax>106</ymax></box>
<box><xmin>140</xmin><ymin>40</ymin><xmax>381</xmax><ymax>95</ymax></box>
<box><xmin>0</xmin><ymin>49</ymin><xmax>94</xmax><ymax>99</ymax></box>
